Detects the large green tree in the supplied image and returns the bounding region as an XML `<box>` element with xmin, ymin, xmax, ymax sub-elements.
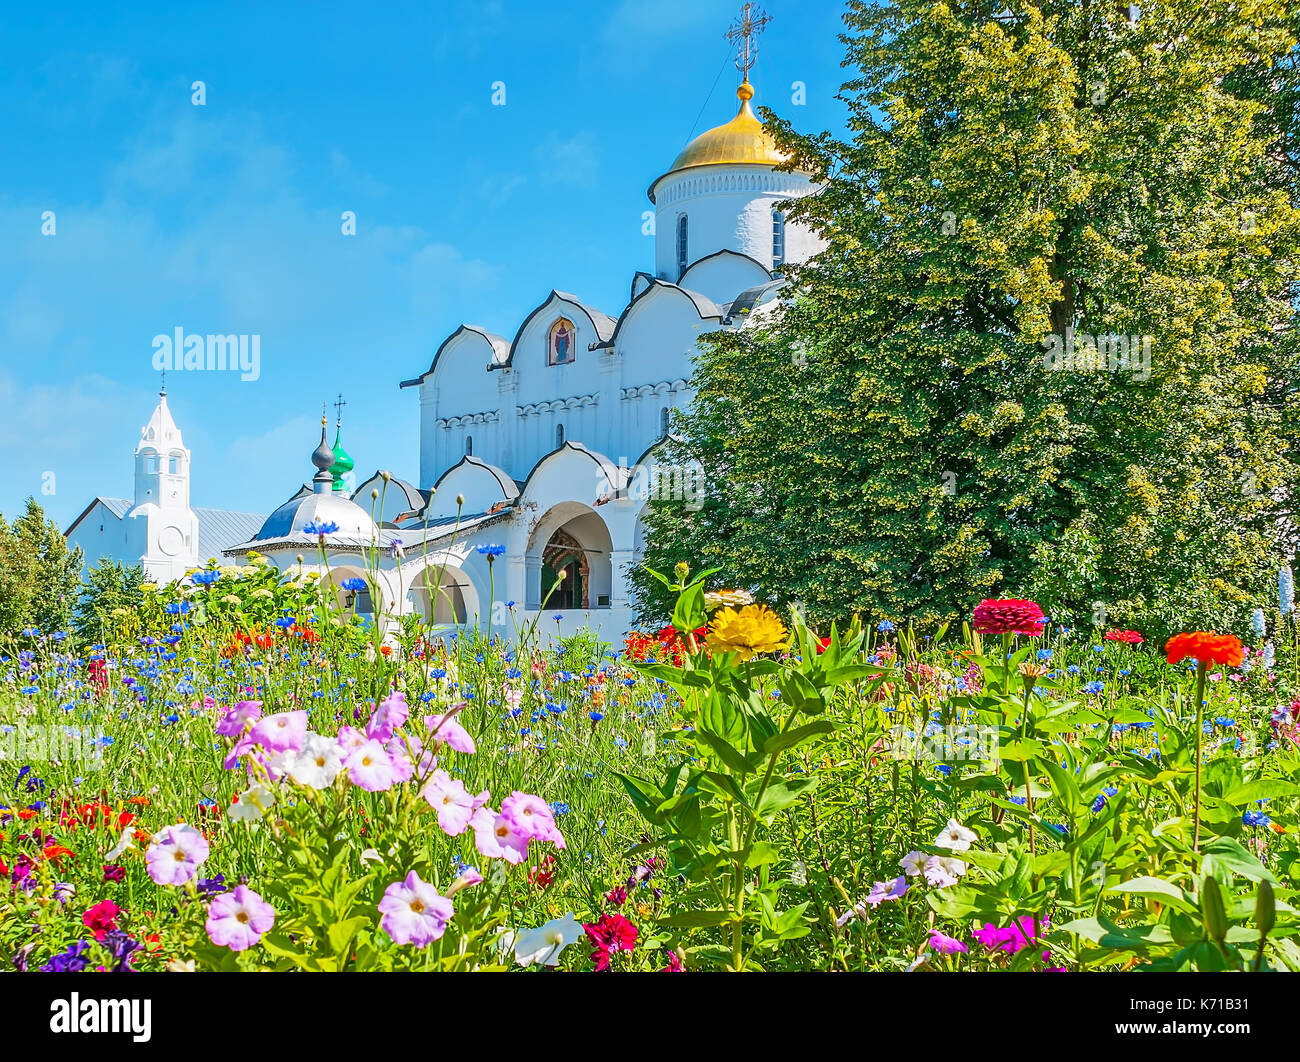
<box><xmin>73</xmin><ymin>559</ymin><xmax>144</xmax><ymax>643</ymax></box>
<box><xmin>636</xmin><ymin>0</ymin><xmax>1300</xmax><ymax>638</ymax></box>
<box><xmin>0</xmin><ymin>499</ymin><xmax>84</xmax><ymax>636</ymax></box>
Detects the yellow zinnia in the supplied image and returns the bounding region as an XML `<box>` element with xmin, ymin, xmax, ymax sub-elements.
<box><xmin>706</xmin><ymin>605</ymin><xmax>788</xmax><ymax>661</ymax></box>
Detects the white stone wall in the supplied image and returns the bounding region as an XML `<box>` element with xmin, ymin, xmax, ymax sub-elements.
<box><xmin>653</xmin><ymin>164</ymin><xmax>824</xmax><ymax>281</ymax></box>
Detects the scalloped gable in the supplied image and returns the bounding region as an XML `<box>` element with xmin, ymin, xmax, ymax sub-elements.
<box><xmin>428</xmin><ymin>455</ymin><xmax>520</xmax><ymax>516</ymax></box>
<box><xmin>519</xmin><ymin>440</ymin><xmax>628</xmax><ymax>498</ymax></box>
<box><xmin>497</xmin><ymin>291</ymin><xmax>616</xmax><ymax>371</ymax></box>
<box><xmin>678</xmin><ymin>248</ymin><xmax>773</xmax><ymax>307</ymax></box>
<box><xmin>400</xmin><ymin>325</ymin><xmax>510</xmax><ymax>388</ymax></box>
<box><xmin>596</xmin><ymin>277</ymin><xmax>724</xmax><ymax>351</ymax></box>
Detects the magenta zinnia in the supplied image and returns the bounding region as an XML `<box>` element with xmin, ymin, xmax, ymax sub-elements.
<box><xmin>971</xmin><ymin>599</ymin><xmax>1046</xmax><ymax>637</ymax></box>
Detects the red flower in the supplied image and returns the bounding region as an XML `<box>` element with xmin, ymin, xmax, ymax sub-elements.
<box><xmin>605</xmin><ymin>885</ymin><xmax>628</xmax><ymax>907</ymax></box>
<box><xmin>971</xmin><ymin>599</ymin><xmax>1046</xmax><ymax>637</ymax></box>
<box><xmin>527</xmin><ymin>855</ymin><xmax>556</xmax><ymax>890</ymax></box>
<box><xmin>1165</xmin><ymin>632</ymin><xmax>1244</xmax><ymax>668</ymax></box>
<box><xmin>87</xmin><ymin>659</ymin><xmax>109</xmax><ymax>692</ymax></box>
<box><xmin>584</xmin><ymin>913</ymin><xmax>638</xmax><ymax>971</ymax></box>
<box><xmin>83</xmin><ymin>899</ymin><xmax>120</xmax><ymax>942</ymax></box>
<box><xmin>1104</xmin><ymin>629</ymin><xmax>1144</xmax><ymax>644</ymax></box>
<box><xmin>662</xmin><ymin>952</ymin><xmax>684</xmax><ymax>972</ymax></box>
<box><xmin>815</xmin><ymin>636</ymin><xmax>831</xmax><ymax>654</ymax></box>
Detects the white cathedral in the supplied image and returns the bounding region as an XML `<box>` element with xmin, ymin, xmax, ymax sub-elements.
<box><xmin>68</xmin><ymin>68</ymin><xmax>825</xmax><ymax>640</ymax></box>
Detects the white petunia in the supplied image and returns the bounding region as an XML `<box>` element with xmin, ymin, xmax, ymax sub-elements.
<box><xmin>512</xmin><ymin>913</ymin><xmax>585</xmax><ymax>967</ymax></box>
<box><xmin>900</xmin><ymin>850</ymin><xmax>929</xmax><ymax>877</ymax></box>
<box><xmin>289</xmin><ymin>733</ymin><xmax>344</xmax><ymax>789</ymax></box>
<box><xmin>229</xmin><ymin>783</ymin><xmax>276</xmax><ymax>821</ymax></box>
<box><xmin>934</xmin><ymin>818</ymin><xmax>977</xmax><ymax>852</ymax></box>
<box><xmin>105</xmin><ymin>825</ymin><xmax>136</xmax><ymax>861</ymax></box>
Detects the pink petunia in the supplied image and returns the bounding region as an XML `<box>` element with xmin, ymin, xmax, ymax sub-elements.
<box><xmin>378</xmin><ymin>871</ymin><xmax>454</xmax><ymax>947</ymax></box>
<box><xmin>145</xmin><ymin>824</ymin><xmax>209</xmax><ymax>886</ymax></box>
<box><xmin>82</xmin><ymin>899</ymin><xmax>120</xmax><ymax>942</ymax></box>
<box><xmin>928</xmin><ymin>929</ymin><xmax>968</xmax><ymax>955</ymax></box>
<box><xmin>367</xmin><ymin>690</ymin><xmax>410</xmax><ymax>742</ymax></box>
<box><xmin>421</xmin><ymin>769</ymin><xmax>488</xmax><ymax>836</ymax></box>
<box><xmin>216</xmin><ymin>700</ymin><xmax>262</xmax><ymax>737</ymax></box>
<box><xmin>423</xmin><ymin>710</ymin><xmax>476</xmax><ymax>754</ymax></box>
<box><xmin>248</xmin><ymin>710</ymin><xmax>308</xmax><ymax>754</ymax></box>
<box><xmin>345</xmin><ymin>739</ymin><xmax>399</xmax><ymax>792</ymax></box>
<box><xmin>469</xmin><ymin>806</ymin><xmax>529</xmax><ymax>864</ymax></box>
<box><xmin>206</xmin><ymin>885</ymin><xmax>275</xmax><ymax>951</ymax></box>
<box><xmin>500</xmin><ymin>791</ymin><xmax>566</xmax><ymax>848</ymax></box>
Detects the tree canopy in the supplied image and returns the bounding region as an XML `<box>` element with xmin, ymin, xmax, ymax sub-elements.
<box><xmin>635</xmin><ymin>0</ymin><xmax>1300</xmax><ymax>639</ymax></box>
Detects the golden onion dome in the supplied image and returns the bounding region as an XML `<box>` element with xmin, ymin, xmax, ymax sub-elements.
<box><xmin>648</xmin><ymin>81</ymin><xmax>792</xmax><ymax>203</ymax></box>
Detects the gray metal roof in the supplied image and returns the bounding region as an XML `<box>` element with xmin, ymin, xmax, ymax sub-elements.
<box><xmin>195</xmin><ymin>507</ymin><xmax>267</xmax><ymax>563</ymax></box>
<box><xmin>80</xmin><ymin>497</ymin><xmax>265</xmax><ymax>564</ymax></box>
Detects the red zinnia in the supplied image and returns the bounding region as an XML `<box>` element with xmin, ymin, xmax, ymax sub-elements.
<box><xmin>1165</xmin><ymin>632</ymin><xmax>1244</xmax><ymax>668</ymax></box>
<box><xmin>971</xmin><ymin>599</ymin><xmax>1046</xmax><ymax>637</ymax></box>
<box><xmin>1104</xmin><ymin>629</ymin><xmax>1144</xmax><ymax>644</ymax></box>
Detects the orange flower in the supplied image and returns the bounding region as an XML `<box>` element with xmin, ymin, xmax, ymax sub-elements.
<box><xmin>41</xmin><ymin>843</ymin><xmax>75</xmax><ymax>863</ymax></box>
<box><xmin>1165</xmin><ymin>631</ymin><xmax>1243</xmax><ymax>668</ymax></box>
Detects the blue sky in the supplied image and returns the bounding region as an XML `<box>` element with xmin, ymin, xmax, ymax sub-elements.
<box><xmin>1</xmin><ymin>0</ymin><xmax>849</xmax><ymax>529</ymax></box>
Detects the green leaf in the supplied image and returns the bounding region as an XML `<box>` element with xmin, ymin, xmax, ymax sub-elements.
<box><xmin>1221</xmin><ymin>779</ymin><xmax>1300</xmax><ymax>805</ymax></box>
<box><xmin>1200</xmin><ymin>836</ymin><xmax>1279</xmax><ymax>885</ymax></box>
<box><xmin>1109</xmin><ymin>876</ymin><xmax>1198</xmax><ymax>914</ymax></box>
<box><xmin>761</xmin><ymin>720</ymin><xmax>835</xmax><ymax>755</ymax></box>
<box><xmin>658</xmin><ymin>910</ymin><xmax>736</xmax><ymax>928</ymax></box>
<box><xmin>754</xmin><ymin>776</ymin><xmax>818</xmax><ymax>820</ymax></box>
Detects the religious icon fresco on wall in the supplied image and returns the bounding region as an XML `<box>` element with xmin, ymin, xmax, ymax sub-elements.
<box><xmin>548</xmin><ymin>318</ymin><xmax>575</xmax><ymax>365</ymax></box>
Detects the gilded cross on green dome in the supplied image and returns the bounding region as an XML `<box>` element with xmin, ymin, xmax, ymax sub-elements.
<box><xmin>331</xmin><ymin>392</ymin><xmax>354</xmax><ymax>492</ymax></box>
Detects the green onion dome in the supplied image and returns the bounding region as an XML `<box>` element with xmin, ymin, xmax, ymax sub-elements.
<box><xmin>331</xmin><ymin>424</ymin><xmax>355</xmax><ymax>492</ymax></box>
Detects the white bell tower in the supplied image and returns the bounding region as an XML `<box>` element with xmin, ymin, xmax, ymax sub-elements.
<box><xmin>130</xmin><ymin>381</ymin><xmax>200</xmax><ymax>582</ymax></box>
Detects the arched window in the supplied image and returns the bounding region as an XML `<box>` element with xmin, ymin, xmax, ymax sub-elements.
<box><xmin>465</xmin><ymin>435</ymin><xmax>473</xmax><ymax>456</ymax></box>
<box><xmin>168</xmin><ymin>454</ymin><xmax>181</xmax><ymax>474</ymax></box>
<box><xmin>773</xmin><ymin>209</ymin><xmax>786</xmax><ymax>267</ymax></box>
<box><xmin>660</xmin><ymin>406</ymin><xmax>670</xmax><ymax>436</ymax></box>
<box><xmin>556</xmin><ymin>423</ymin><xmax>565</xmax><ymax>447</ymax></box>
<box><xmin>676</xmin><ymin>214</ymin><xmax>689</xmax><ymax>275</ymax></box>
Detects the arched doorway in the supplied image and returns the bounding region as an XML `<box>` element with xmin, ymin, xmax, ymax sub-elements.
<box><xmin>327</xmin><ymin>566</ymin><xmax>374</xmax><ymax>618</ymax></box>
<box><xmin>542</xmin><ymin>529</ymin><xmax>588</xmax><ymax>609</ymax></box>
<box><xmin>527</xmin><ymin>503</ymin><xmax>613</xmax><ymax>610</ymax></box>
<box><xmin>411</xmin><ymin>564</ymin><xmax>476</xmax><ymax>625</ymax></box>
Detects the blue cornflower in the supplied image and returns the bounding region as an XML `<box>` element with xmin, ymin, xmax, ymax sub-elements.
<box><xmin>302</xmin><ymin>519</ymin><xmax>339</xmax><ymax>536</ymax></box>
<box><xmin>275</xmin><ymin>617</ymin><xmax>297</xmax><ymax>629</ymax></box>
<box><xmin>340</xmin><ymin>577</ymin><xmax>367</xmax><ymax>592</ymax></box>
<box><xmin>1066</xmin><ymin>664</ymin><xmax>1080</xmax><ymax>675</ymax></box>
<box><xmin>1090</xmin><ymin>786</ymin><xmax>1119</xmax><ymax>813</ymax></box>
<box><xmin>1036</xmin><ymin>648</ymin><xmax>1053</xmax><ymax>661</ymax></box>
<box><xmin>1243</xmin><ymin>810</ymin><xmax>1271</xmax><ymax>828</ymax></box>
<box><xmin>877</xmin><ymin>620</ymin><xmax>895</xmax><ymax>632</ymax></box>
<box><xmin>1081</xmin><ymin>681</ymin><xmax>1104</xmax><ymax>695</ymax></box>
<box><xmin>589</xmin><ymin>711</ymin><xmax>603</xmax><ymax>723</ymax></box>
<box><xmin>476</xmin><ymin>544</ymin><xmax>506</xmax><ymax>558</ymax></box>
